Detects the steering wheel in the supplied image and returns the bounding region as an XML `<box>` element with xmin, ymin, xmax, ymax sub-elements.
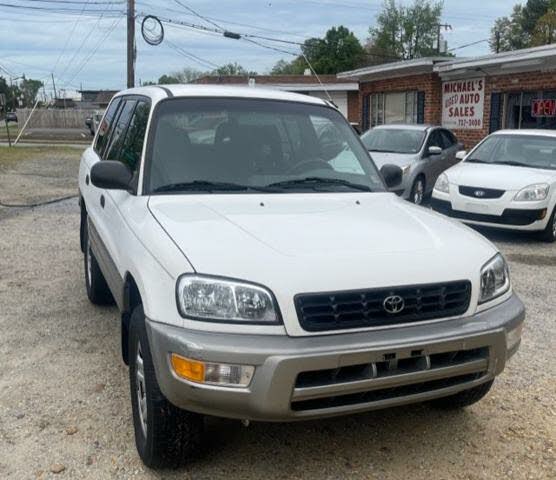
<box><xmin>286</xmin><ymin>159</ymin><xmax>334</xmax><ymax>175</ymax></box>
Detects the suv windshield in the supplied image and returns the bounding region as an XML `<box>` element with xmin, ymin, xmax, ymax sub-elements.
<box><xmin>466</xmin><ymin>134</ymin><xmax>556</xmax><ymax>170</ymax></box>
<box><xmin>361</xmin><ymin>128</ymin><xmax>426</xmax><ymax>154</ymax></box>
<box><xmin>145</xmin><ymin>98</ymin><xmax>385</xmax><ymax>194</ymax></box>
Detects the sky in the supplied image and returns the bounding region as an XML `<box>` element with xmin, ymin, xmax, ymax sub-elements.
<box><xmin>0</xmin><ymin>0</ymin><xmax>517</xmax><ymax>98</ymax></box>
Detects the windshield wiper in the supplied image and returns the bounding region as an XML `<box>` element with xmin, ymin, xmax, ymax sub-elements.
<box><xmin>267</xmin><ymin>177</ymin><xmax>372</xmax><ymax>192</ymax></box>
<box><xmin>153</xmin><ymin>180</ymin><xmax>277</xmax><ymax>193</ymax></box>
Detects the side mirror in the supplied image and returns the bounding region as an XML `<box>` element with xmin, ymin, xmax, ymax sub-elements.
<box><xmin>380</xmin><ymin>164</ymin><xmax>403</xmax><ymax>189</ymax></box>
<box><xmin>428</xmin><ymin>146</ymin><xmax>442</xmax><ymax>156</ymax></box>
<box><xmin>455</xmin><ymin>150</ymin><xmax>467</xmax><ymax>161</ymax></box>
<box><xmin>90</xmin><ymin>161</ymin><xmax>134</xmax><ymax>191</ymax></box>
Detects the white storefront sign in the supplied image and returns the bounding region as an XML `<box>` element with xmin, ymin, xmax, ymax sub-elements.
<box><xmin>442</xmin><ymin>78</ymin><xmax>485</xmax><ymax>130</ymax></box>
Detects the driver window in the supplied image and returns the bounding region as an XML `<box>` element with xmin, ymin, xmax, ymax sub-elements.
<box><xmin>310</xmin><ymin>116</ymin><xmax>364</xmax><ymax>174</ymax></box>
<box><xmin>427</xmin><ymin>131</ymin><xmax>443</xmax><ymax>152</ymax></box>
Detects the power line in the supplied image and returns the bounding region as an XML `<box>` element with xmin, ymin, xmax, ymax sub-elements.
<box><xmin>61</xmin><ymin>15</ymin><xmax>123</xmax><ymax>88</ymax></box>
<box><xmin>136</xmin><ymin>1</ymin><xmax>307</xmax><ymax>39</ymax></box>
<box><xmin>52</xmin><ymin>0</ymin><xmax>92</xmax><ymax>75</ymax></box>
<box><xmin>164</xmin><ymin>39</ymin><xmax>221</xmax><ymax>70</ymax></box>
<box><xmin>449</xmin><ymin>38</ymin><xmax>489</xmax><ymax>52</ymax></box>
<box><xmin>21</xmin><ymin>0</ymin><xmax>124</xmax><ymax>4</ymax></box>
<box><xmin>57</xmin><ymin>1</ymin><xmax>118</xmax><ymax>83</ymax></box>
<box><xmin>171</xmin><ymin>0</ymin><xmax>224</xmax><ymax>31</ymax></box>
<box><xmin>0</xmin><ymin>2</ymin><xmax>124</xmax><ymax>14</ymax></box>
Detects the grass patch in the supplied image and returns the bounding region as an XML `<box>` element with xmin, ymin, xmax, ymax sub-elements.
<box><xmin>0</xmin><ymin>146</ymin><xmax>85</xmax><ymax>165</ymax></box>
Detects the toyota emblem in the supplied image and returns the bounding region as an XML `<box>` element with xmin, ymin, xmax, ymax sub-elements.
<box><xmin>383</xmin><ymin>295</ymin><xmax>405</xmax><ymax>314</ymax></box>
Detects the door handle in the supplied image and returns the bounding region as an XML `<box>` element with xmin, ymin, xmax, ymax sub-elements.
<box><xmin>100</xmin><ymin>195</ymin><xmax>105</xmax><ymax>208</ymax></box>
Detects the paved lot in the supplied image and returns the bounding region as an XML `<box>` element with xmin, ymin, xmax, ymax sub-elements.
<box><xmin>0</xmin><ymin>149</ymin><xmax>554</xmax><ymax>479</ymax></box>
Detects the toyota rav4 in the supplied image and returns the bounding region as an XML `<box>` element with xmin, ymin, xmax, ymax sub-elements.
<box><xmin>78</xmin><ymin>85</ymin><xmax>525</xmax><ymax>468</ymax></box>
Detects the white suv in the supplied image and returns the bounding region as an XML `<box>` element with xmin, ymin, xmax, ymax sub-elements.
<box><xmin>79</xmin><ymin>86</ymin><xmax>525</xmax><ymax>468</ymax></box>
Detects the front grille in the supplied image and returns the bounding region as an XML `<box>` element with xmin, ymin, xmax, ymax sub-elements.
<box><xmin>295</xmin><ymin>347</ymin><xmax>489</xmax><ymax>388</ymax></box>
<box><xmin>459</xmin><ymin>185</ymin><xmax>505</xmax><ymax>199</ymax></box>
<box><xmin>295</xmin><ymin>281</ymin><xmax>471</xmax><ymax>332</ymax></box>
<box><xmin>432</xmin><ymin>198</ymin><xmax>546</xmax><ymax>226</ymax></box>
<box><xmin>291</xmin><ymin>373</ymin><xmax>485</xmax><ymax>411</ymax></box>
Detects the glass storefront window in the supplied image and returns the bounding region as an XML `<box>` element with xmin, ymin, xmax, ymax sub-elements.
<box><xmin>370</xmin><ymin>91</ymin><xmax>418</xmax><ymax>127</ymax></box>
<box><xmin>503</xmin><ymin>91</ymin><xmax>556</xmax><ymax>130</ymax></box>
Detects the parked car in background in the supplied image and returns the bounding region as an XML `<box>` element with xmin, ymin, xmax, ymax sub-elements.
<box><xmin>5</xmin><ymin>111</ymin><xmax>17</xmax><ymax>123</ymax></box>
<box><xmin>85</xmin><ymin>110</ymin><xmax>104</xmax><ymax>136</ymax></box>
<box><xmin>79</xmin><ymin>86</ymin><xmax>524</xmax><ymax>468</ymax></box>
<box><xmin>432</xmin><ymin>130</ymin><xmax>556</xmax><ymax>242</ymax></box>
<box><xmin>361</xmin><ymin>125</ymin><xmax>463</xmax><ymax>204</ymax></box>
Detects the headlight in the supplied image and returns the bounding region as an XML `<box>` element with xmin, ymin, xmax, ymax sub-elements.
<box><xmin>434</xmin><ymin>173</ymin><xmax>450</xmax><ymax>194</ymax></box>
<box><xmin>514</xmin><ymin>183</ymin><xmax>549</xmax><ymax>201</ymax></box>
<box><xmin>176</xmin><ymin>274</ymin><xmax>280</xmax><ymax>323</ymax></box>
<box><xmin>479</xmin><ymin>254</ymin><xmax>510</xmax><ymax>304</ymax></box>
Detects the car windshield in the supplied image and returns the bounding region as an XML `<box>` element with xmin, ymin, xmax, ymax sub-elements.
<box><xmin>145</xmin><ymin>98</ymin><xmax>385</xmax><ymax>194</ymax></box>
<box><xmin>467</xmin><ymin>134</ymin><xmax>556</xmax><ymax>170</ymax></box>
<box><xmin>360</xmin><ymin>128</ymin><xmax>426</xmax><ymax>154</ymax></box>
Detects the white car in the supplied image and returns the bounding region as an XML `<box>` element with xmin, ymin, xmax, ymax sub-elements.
<box><xmin>432</xmin><ymin>130</ymin><xmax>556</xmax><ymax>242</ymax></box>
<box><xmin>79</xmin><ymin>85</ymin><xmax>524</xmax><ymax>468</ymax></box>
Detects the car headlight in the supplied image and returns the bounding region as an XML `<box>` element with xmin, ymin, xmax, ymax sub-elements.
<box><xmin>434</xmin><ymin>173</ymin><xmax>450</xmax><ymax>194</ymax></box>
<box><xmin>514</xmin><ymin>183</ymin><xmax>549</xmax><ymax>201</ymax></box>
<box><xmin>479</xmin><ymin>254</ymin><xmax>510</xmax><ymax>304</ymax></box>
<box><xmin>176</xmin><ymin>274</ymin><xmax>280</xmax><ymax>323</ymax></box>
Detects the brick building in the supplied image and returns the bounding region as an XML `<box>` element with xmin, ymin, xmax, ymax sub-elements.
<box><xmin>192</xmin><ymin>74</ymin><xmax>360</xmax><ymax>123</ymax></box>
<box><xmin>340</xmin><ymin>44</ymin><xmax>556</xmax><ymax>148</ymax></box>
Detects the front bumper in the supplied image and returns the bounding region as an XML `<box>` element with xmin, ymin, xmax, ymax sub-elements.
<box><xmin>146</xmin><ymin>294</ymin><xmax>524</xmax><ymax>422</ymax></box>
<box><xmin>431</xmin><ymin>194</ymin><xmax>550</xmax><ymax>231</ymax></box>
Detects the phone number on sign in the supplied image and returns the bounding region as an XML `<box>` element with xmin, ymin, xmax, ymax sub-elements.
<box><xmin>453</xmin><ymin>118</ymin><xmax>482</xmax><ymax>128</ymax></box>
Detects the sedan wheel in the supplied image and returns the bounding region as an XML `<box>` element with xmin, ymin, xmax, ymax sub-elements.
<box><xmin>411</xmin><ymin>178</ymin><xmax>425</xmax><ymax>205</ymax></box>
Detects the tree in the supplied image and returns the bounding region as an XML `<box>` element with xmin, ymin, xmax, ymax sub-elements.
<box><xmin>490</xmin><ymin>5</ymin><xmax>528</xmax><ymax>52</ymax></box>
<box><xmin>16</xmin><ymin>77</ymin><xmax>43</xmax><ymax>108</ymax></box>
<box><xmin>532</xmin><ymin>9</ymin><xmax>556</xmax><ymax>44</ymax></box>
<box><xmin>490</xmin><ymin>0</ymin><xmax>556</xmax><ymax>52</ymax></box>
<box><xmin>522</xmin><ymin>0</ymin><xmax>551</xmax><ymax>33</ymax></box>
<box><xmin>211</xmin><ymin>62</ymin><xmax>256</xmax><ymax>76</ymax></box>
<box><xmin>367</xmin><ymin>0</ymin><xmax>445</xmax><ymax>60</ymax></box>
<box><xmin>271</xmin><ymin>26</ymin><xmax>365</xmax><ymax>75</ymax></box>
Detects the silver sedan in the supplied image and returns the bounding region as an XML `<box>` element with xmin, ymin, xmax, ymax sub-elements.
<box><xmin>361</xmin><ymin>124</ymin><xmax>463</xmax><ymax>204</ymax></box>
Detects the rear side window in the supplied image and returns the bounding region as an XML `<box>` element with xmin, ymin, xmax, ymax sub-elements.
<box><xmin>94</xmin><ymin>98</ymin><xmax>121</xmax><ymax>156</ymax></box>
<box><xmin>116</xmin><ymin>100</ymin><xmax>151</xmax><ymax>172</ymax></box>
<box><xmin>104</xmin><ymin>100</ymin><xmax>137</xmax><ymax>161</ymax></box>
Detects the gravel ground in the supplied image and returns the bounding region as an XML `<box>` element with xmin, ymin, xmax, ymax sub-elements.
<box><xmin>0</xmin><ymin>149</ymin><xmax>554</xmax><ymax>480</ymax></box>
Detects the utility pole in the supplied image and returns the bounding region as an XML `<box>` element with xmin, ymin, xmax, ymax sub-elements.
<box><xmin>495</xmin><ymin>30</ymin><xmax>501</xmax><ymax>54</ymax></box>
<box><xmin>51</xmin><ymin>73</ymin><xmax>58</xmax><ymax>100</ymax></box>
<box><xmin>127</xmin><ymin>0</ymin><xmax>135</xmax><ymax>88</ymax></box>
<box><xmin>436</xmin><ymin>23</ymin><xmax>452</xmax><ymax>54</ymax></box>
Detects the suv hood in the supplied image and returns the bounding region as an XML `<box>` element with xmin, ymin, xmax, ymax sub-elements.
<box><xmin>149</xmin><ymin>193</ymin><xmax>495</xmax><ymax>336</ymax></box>
<box><xmin>446</xmin><ymin>162</ymin><xmax>556</xmax><ymax>190</ymax></box>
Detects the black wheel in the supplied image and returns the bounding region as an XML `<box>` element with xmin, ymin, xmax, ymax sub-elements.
<box><xmin>129</xmin><ymin>306</ymin><xmax>204</xmax><ymax>469</ymax></box>
<box><xmin>539</xmin><ymin>207</ymin><xmax>556</xmax><ymax>243</ymax></box>
<box><xmin>410</xmin><ymin>176</ymin><xmax>426</xmax><ymax>205</ymax></box>
<box><xmin>429</xmin><ymin>379</ymin><xmax>494</xmax><ymax>409</ymax></box>
<box><xmin>83</xmin><ymin>223</ymin><xmax>113</xmax><ymax>305</ymax></box>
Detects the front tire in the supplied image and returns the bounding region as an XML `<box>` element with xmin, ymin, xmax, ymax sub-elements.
<box><xmin>129</xmin><ymin>306</ymin><xmax>204</xmax><ymax>469</ymax></box>
<box><xmin>539</xmin><ymin>207</ymin><xmax>556</xmax><ymax>243</ymax></box>
<box><xmin>410</xmin><ymin>176</ymin><xmax>425</xmax><ymax>205</ymax></box>
<box><xmin>83</xmin><ymin>224</ymin><xmax>113</xmax><ymax>305</ymax></box>
<box><xmin>429</xmin><ymin>379</ymin><xmax>494</xmax><ymax>409</ymax></box>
